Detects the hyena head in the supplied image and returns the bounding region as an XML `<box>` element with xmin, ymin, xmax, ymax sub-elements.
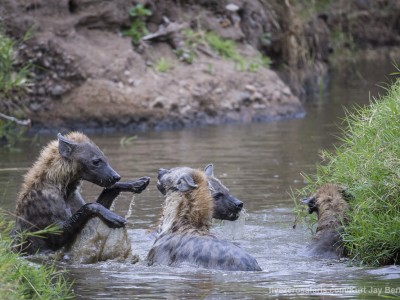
<box><xmin>157</xmin><ymin>166</ymin><xmax>213</xmax><ymax>232</ymax></box>
<box><xmin>58</xmin><ymin>133</ymin><xmax>121</xmax><ymax>187</ymax></box>
<box><xmin>302</xmin><ymin>183</ymin><xmax>352</xmax><ymax>228</ymax></box>
<box><xmin>157</xmin><ymin>164</ymin><xmax>243</xmax><ymax>221</ymax></box>
<box><xmin>157</xmin><ymin>167</ymin><xmax>197</xmax><ymax>195</ymax></box>
<box><xmin>204</xmin><ymin>164</ymin><xmax>243</xmax><ymax>221</ymax></box>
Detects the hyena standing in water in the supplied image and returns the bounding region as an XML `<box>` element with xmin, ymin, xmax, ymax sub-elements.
<box><xmin>302</xmin><ymin>183</ymin><xmax>351</xmax><ymax>258</ymax></box>
<box><xmin>12</xmin><ymin>132</ymin><xmax>150</xmax><ymax>254</ymax></box>
<box><xmin>148</xmin><ymin>167</ymin><xmax>261</xmax><ymax>271</ymax></box>
<box><xmin>155</xmin><ymin>164</ymin><xmax>244</xmax><ymax>231</ymax></box>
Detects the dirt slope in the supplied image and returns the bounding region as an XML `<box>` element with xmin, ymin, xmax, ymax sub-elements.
<box><xmin>1</xmin><ymin>0</ymin><xmax>303</xmax><ymax>131</ymax></box>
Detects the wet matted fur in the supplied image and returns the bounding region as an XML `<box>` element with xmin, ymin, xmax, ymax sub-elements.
<box><xmin>148</xmin><ymin>167</ymin><xmax>261</xmax><ymax>271</ymax></box>
<box><xmin>12</xmin><ymin>132</ymin><xmax>149</xmax><ymax>254</ymax></box>
<box><xmin>302</xmin><ymin>183</ymin><xmax>350</xmax><ymax>258</ymax></box>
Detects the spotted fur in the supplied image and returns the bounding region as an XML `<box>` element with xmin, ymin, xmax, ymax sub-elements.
<box><xmin>12</xmin><ymin>132</ymin><xmax>128</xmax><ymax>254</ymax></box>
<box><xmin>302</xmin><ymin>183</ymin><xmax>350</xmax><ymax>258</ymax></box>
<box><xmin>148</xmin><ymin>167</ymin><xmax>261</xmax><ymax>271</ymax></box>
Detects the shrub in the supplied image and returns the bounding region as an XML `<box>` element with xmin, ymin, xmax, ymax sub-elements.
<box><xmin>0</xmin><ymin>27</ymin><xmax>31</xmax><ymax>148</ymax></box>
<box><xmin>123</xmin><ymin>4</ymin><xmax>152</xmax><ymax>45</ymax></box>
<box><xmin>0</xmin><ymin>31</ymin><xmax>30</xmax><ymax>96</ymax></box>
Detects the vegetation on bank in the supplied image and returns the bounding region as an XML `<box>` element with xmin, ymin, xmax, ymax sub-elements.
<box><xmin>0</xmin><ymin>212</ymin><xmax>73</xmax><ymax>299</ymax></box>
<box><xmin>0</xmin><ymin>27</ymin><xmax>31</xmax><ymax>147</ymax></box>
<box><xmin>297</xmin><ymin>76</ymin><xmax>400</xmax><ymax>266</ymax></box>
<box><xmin>123</xmin><ymin>4</ymin><xmax>152</xmax><ymax>45</ymax></box>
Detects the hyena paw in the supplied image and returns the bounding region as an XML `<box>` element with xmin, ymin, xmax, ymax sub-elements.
<box><xmin>129</xmin><ymin>176</ymin><xmax>150</xmax><ymax>193</ymax></box>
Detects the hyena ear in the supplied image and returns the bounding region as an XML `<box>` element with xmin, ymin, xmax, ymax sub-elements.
<box><xmin>338</xmin><ymin>187</ymin><xmax>355</xmax><ymax>201</ymax></box>
<box><xmin>176</xmin><ymin>174</ymin><xmax>198</xmax><ymax>192</ymax></box>
<box><xmin>57</xmin><ymin>133</ymin><xmax>78</xmax><ymax>159</ymax></box>
<box><xmin>302</xmin><ymin>196</ymin><xmax>317</xmax><ymax>214</ymax></box>
<box><xmin>204</xmin><ymin>164</ymin><xmax>214</xmax><ymax>177</ymax></box>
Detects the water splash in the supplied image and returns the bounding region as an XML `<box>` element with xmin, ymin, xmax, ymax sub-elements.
<box><xmin>211</xmin><ymin>209</ymin><xmax>248</xmax><ymax>240</ymax></box>
<box><xmin>125</xmin><ymin>195</ymin><xmax>136</xmax><ymax>225</ymax></box>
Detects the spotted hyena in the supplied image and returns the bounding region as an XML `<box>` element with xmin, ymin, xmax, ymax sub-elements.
<box><xmin>12</xmin><ymin>132</ymin><xmax>149</xmax><ymax>254</ymax></box>
<box><xmin>148</xmin><ymin>166</ymin><xmax>261</xmax><ymax>271</ymax></box>
<box><xmin>302</xmin><ymin>183</ymin><xmax>351</xmax><ymax>258</ymax></box>
<box><xmin>157</xmin><ymin>164</ymin><xmax>244</xmax><ymax>222</ymax></box>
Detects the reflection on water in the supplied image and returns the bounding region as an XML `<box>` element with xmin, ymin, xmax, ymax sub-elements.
<box><xmin>1</xmin><ymin>61</ymin><xmax>400</xmax><ymax>299</ymax></box>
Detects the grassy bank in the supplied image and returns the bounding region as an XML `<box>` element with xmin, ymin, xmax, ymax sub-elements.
<box><xmin>0</xmin><ymin>213</ymin><xmax>73</xmax><ymax>299</ymax></box>
<box><xmin>298</xmin><ymin>76</ymin><xmax>400</xmax><ymax>266</ymax></box>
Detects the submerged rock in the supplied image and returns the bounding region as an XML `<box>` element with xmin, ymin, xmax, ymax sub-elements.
<box><xmin>64</xmin><ymin>218</ymin><xmax>132</xmax><ymax>264</ymax></box>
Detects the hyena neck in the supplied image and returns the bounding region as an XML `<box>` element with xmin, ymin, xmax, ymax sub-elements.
<box><xmin>21</xmin><ymin>140</ymin><xmax>80</xmax><ymax>196</ymax></box>
<box><xmin>159</xmin><ymin>193</ymin><xmax>183</xmax><ymax>235</ymax></box>
<box><xmin>160</xmin><ymin>176</ymin><xmax>213</xmax><ymax>235</ymax></box>
<box><xmin>316</xmin><ymin>198</ymin><xmax>348</xmax><ymax>233</ymax></box>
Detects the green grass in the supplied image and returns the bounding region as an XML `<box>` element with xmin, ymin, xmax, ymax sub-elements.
<box><xmin>154</xmin><ymin>57</ymin><xmax>173</xmax><ymax>73</ymax></box>
<box><xmin>179</xmin><ymin>30</ymin><xmax>271</xmax><ymax>71</ymax></box>
<box><xmin>122</xmin><ymin>4</ymin><xmax>152</xmax><ymax>45</ymax></box>
<box><xmin>0</xmin><ymin>30</ymin><xmax>30</xmax><ymax>96</ymax></box>
<box><xmin>0</xmin><ymin>27</ymin><xmax>31</xmax><ymax>147</ymax></box>
<box><xmin>205</xmin><ymin>31</ymin><xmax>271</xmax><ymax>72</ymax></box>
<box><xmin>297</xmin><ymin>77</ymin><xmax>400</xmax><ymax>266</ymax></box>
<box><xmin>0</xmin><ymin>212</ymin><xmax>73</xmax><ymax>299</ymax></box>
<box><xmin>205</xmin><ymin>32</ymin><xmax>241</xmax><ymax>61</ymax></box>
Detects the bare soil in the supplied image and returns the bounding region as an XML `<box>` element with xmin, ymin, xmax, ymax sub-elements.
<box><xmin>1</xmin><ymin>0</ymin><xmax>399</xmax><ymax>131</ymax></box>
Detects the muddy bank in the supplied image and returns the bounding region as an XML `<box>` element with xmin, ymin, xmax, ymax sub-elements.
<box><xmin>1</xmin><ymin>0</ymin><xmax>400</xmax><ymax>131</ymax></box>
<box><xmin>0</xmin><ymin>0</ymin><xmax>303</xmax><ymax>131</ymax></box>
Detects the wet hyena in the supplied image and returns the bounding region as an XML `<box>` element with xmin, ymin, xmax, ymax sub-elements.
<box><xmin>12</xmin><ymin>132</ymin><xmax>150</xmax><ymax>254</ymax></box>
<box><xmin>302</xmin><ymin>183</ymin><xmax>351</xmax><ymax>258</ymax></box>
<box><xmin>204</xmin><ymin>164</ymin><xmax>244</xmax><ymax>221</ymax></box>
<box><xmin>148</xmin><ymin>167</ymin><xmax>261</xmax><ymax>271</ymax></box>
<box><xmin>157</xmin><ymin>164</ymin><xmax>244</xmax><ymax>222</ymax></box>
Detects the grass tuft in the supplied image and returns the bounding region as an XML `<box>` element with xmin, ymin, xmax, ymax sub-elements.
<box><xmin>0</xmin><ymin>211</ymin><xmax>73</xmax><ymax>299</ymax></box>
<box><xmin>122</xmin><ymin>4</ymin><xmax>152</xmax><ymax>45</ymax></box>
<box><xmin>154</xmin><ymin>57</ymin><xmax>173</xmax><ymax>73</ymax></box>
<box><xmin>296</xmin><ymin>76</ymin><xmax>400</xmax><ymax>266</ymax></box>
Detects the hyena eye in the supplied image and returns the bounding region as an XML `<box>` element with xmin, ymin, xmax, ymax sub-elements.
<box><xmin>92</xmin><ymin>158</ymin><xmax>102</xmax><ymax>166</ymax></box>
<box><xmin>214</xmin><ymin>192</ymin><xmax>224</xmax><ymax>200</ymax></box>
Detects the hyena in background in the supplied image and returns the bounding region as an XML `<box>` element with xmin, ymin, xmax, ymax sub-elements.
<box><xmin>13</xmin><ymin>132</ymin><xmax>149</xmax><ymax>254</ymax></box>
<box><xmin>204</xmin><ymin>164</ymin><xmax>244</xmax><ymax>221</ymax></box>
<box><xmin>148</xmin><ymin>167</ymin><xmax>261</xmax><ymax>271</ymax></box>
<box><xmin>302</xmin><ymin>183</ymin><xmax>351</xmax><ymax>258</ymax></box>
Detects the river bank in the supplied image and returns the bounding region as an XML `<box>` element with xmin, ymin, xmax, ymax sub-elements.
<box><xmin>0</xmin><ymin>213</ymin><xmax>72</xmax><ymax>299</ymax></box>
<box><xmin>1</xmin><ymin>0</ymin><xmax>400</xmax><ymax>132</ymax></box>
<box><xmin>298</xmin><ymin>74</ymin><xmax>400</xmax><ymax>266</ymax></box>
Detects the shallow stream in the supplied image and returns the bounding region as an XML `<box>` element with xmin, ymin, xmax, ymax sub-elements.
<box><xmin>1</xmin><ymin>60</ymin><xmax>399</xmax><ymax>299</ymax></box>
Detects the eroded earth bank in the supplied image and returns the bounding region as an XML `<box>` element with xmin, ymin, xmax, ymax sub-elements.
<box><xmin>1</xmin><ymin>0</ymin><xmax>400</xmax><ymax>131</ymax></box>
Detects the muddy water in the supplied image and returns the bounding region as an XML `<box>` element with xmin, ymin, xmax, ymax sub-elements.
<box><xmin>1</xmin><ymin>61</ymin><xmax>400</xmax><ymax>299</ymax></box>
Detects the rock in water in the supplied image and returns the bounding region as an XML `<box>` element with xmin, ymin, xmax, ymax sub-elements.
<box><xmin>65</xmin><ymin>218</ymin><xmax>131</xmax><ymax>264</ymax></box>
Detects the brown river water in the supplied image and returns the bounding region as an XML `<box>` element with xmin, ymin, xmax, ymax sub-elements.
<box><xmin>1</xmin><ymin>61</ymin><xmax>400</xmax><ymax>299</ymax></box>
